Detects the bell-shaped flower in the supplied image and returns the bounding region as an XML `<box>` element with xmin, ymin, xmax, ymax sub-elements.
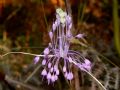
<box><xmin>44</xmin><ymin>48</ymin><xmax>49</xmax><ymax>55</ymax></box>
<box><xmin>49</xmin><ymin>31</ymin><xmax>53</xmax><ymax>40</ymax></box>
<box><xmin>34</xmin><ymin>56</ymin><xmax>40</xmax><ymax>64</ymax></box>
<box><xmin>42</xmin><ymin>59</ymin><xmax>46</xmax><ymax>65</ymax></box>
<box><xmin>41</xmin><ymin>69</ymin><xmax>47</xmax><ymax>76</ymax></box>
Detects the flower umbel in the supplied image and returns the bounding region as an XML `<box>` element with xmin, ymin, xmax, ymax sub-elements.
<box><xmin>34</xmin><ymin>8</ymin><xmax>91</xmax><ymax>83</ymax></box>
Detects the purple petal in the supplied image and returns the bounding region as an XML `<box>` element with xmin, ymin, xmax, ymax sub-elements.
<box><xmin>55</xmin><ymin>17</ymin><xmax>60</xmax><ymax>26</ymax></box>
<box><xmin>51</xmin><ymin>75</ymin><xmax>55</xmax><ymax>82</ymax></box>
<box><xmin>48</xmin><ymin>43</ymin><xmax>52</xmax><ymax>47</ymax></box>
<box><xmin>56</xmin><ymin>69</ymin><xmax>59</xmax><ymax>75</ymax></box>
<box><xmin>69</xmin><ymin>72</ymin><xmax>73</xmax><ymax>80</ymax></box>
<box><xmin>84</xmin><ymin>59</ymin><xmax>91</xmax><ymax>65</ymax></box>
<box><xmin>81</xmin><ymin>62</ymin><xmax>91</xmax><ymax>71</ymax></box>
<box><xmin>54</xmin><ymin>75</ymin><xmax>58</xmax><ymax>80</ymax></box>
<box><xmin>48</xmin><ymin>63</ymin><xmax>52</xmax><ymax>68</ymax></box>
<box><xmin>54</xmin><ymin>65</ymin><xmax>58</xmax><ymax>71</ymax></box>
<box><xmin>65</xmin><ymin>72</ymin><xmax>68</xmax><ymax>78</ymax></box>
<box><xmin>68</xmin><ymin>57</ymin><xmax>73</xmax><ymax>63</ymax></box>
<box><xmin>84</xmin><ymin>65</ymin><xmax>91</xmax><ymax>71</ymax></box>
<box><xmin>67</xmin><ymin>30</ymin><xmax>72</xmax><ymax>38</ymax></box>
<box><xmin>34</xmin><ymin>56</ymin><xmax>40</xmax><ymax>64</ymax></box>
<box><xmin>44</xmin><ymin>48</ymin><xmax>49</xmax><ymax>55</ymax></box>
<box><xmin>52</xmin><ymin>23</ymin><xmax>56</xmax><ymax>31</ymax></box>
<box><xmin>67</xmin><ymin>72</ymin><xmax>73</xmax><ymax>80</ymax></box>
<box><xmin>50</xmin><ymin>67</ymin><xmax>54</xmax><ymax>72</ymax></box>
<box><xmin>75</xmin><ymin>34</ymin><xmax>84</xmax><ymax>39</ymax></box>
<box><xmin>41</xmin><ymin>69</ymin><xmax>47</xmax><ymax>76</ymax></box>
<box><xmin>78</xmin><ymin>64</ymin><xmax>85</xmax><ymax>71</ymax></box>
<box><xmin>68</xmin><ymin>23</ymin><xmax>72</xmax><ymax>30</ymax></box>
<box><xmin>66</xmin><ymin>15</ymin><xmax>72</xmax><ymax>24</ymax></box>
<box><xmin>63</xmin><ymin>66</ymin><xmax>66</xmax><ymax>72</ymax></box>
<box><xmin>47</xmin><ymin>72</ymin><xmax>51</xmax><ymax>79</ymax></box>
<box><xmin>42</xmin><ymin>59</ymin><xmax>46</xmax><ymax>65</ymax></box>
<box><xmin>49</xmin><ymin>31</ymin><xmax>53</xmax><ymax>40</ymax></box>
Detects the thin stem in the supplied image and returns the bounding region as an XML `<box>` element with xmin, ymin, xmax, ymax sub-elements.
<box><xmin>77</xmin><ymin>1</ymin><xmax>87</xmax><ymax>26</ymax></box>
<box><xmin>40</xmin><ymin>0</ymin><xmax>48</xmax><ymax>28</ymax></box>
<box><xmin>84</xmin><ymin>45</ymin><xmax>120</xmax><ymax>68</ymax></box>
<box><xmin>1</xmin><ymin>51</ymin><xmax>54</xmax><ymax>58</ymax></box>
<box><xmin>89</xmin><ymin>46</ymin><xmax>120</xmax><ymax>68</ymax></box>
<box><xmin>72</xmin><ymin>59</ymin><xmax>106</xmax><ymax>90</ymax></box>
<box><xmin>115</xmin><ymin>68</ymin><xmax>119</xmax><ymax>89</ymax></box>
<box><xmin>84</xmin><ymin>70</ymin><xmax>106</xmax><ymax>90</ymax></box>
<box><xmin>64</xmin><ymin>0</ymin><xmax>71</xmax><ymax>15</ymax></box>
<box><xmin>64</xmin><ymin>0</ymin><xmax>68</xmax><ymax>14</ymax></box>
<box><xmin>24</xmin><ymin>64</ymin><xmax>42</xmax><ymax>83</ymax></box>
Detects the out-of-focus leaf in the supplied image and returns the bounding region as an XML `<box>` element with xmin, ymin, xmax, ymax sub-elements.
<box><xmin>113</xmin><ymin>0</ymin><xmax>120</xmax><ymax>56</ymax></box>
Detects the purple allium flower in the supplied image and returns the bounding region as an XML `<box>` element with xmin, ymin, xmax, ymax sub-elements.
<box><xmin>34</xmin><ymin>8</ymin><xmax>91</xmax><ymax>83</ymax></box>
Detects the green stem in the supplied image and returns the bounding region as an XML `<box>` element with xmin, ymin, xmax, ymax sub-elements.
<box><xmin>40</xmin><ymin>0</ymin><xmax>48</xmax><ymax>28</ymax></box>
<box><xmin>77</xmin><ymin>1</ymin><xmax>86</xmax><ymax>25</ymax></box>
<box><xmin>113</xmin><ymin>0</ymin><xmax>120</xmax><ymax>56</ymax></box>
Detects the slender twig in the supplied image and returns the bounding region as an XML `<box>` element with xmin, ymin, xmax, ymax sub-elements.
<box><xmin>64</xmin><ymin>0</ymin><xmax>71</xmax><ymax>15</ymax></box>
<box><xmin>77</xmin><ymin>1</ymin><xmax>87</xmax><ymax>26</ymax></box>
<box><xmin>4</xmin><ymin>6</ymin><xmax>21</xmax><ymax>24</ymax></box>
<box><xmin>24</xmin><ymin>64</ymin><xmax>42</xmax><ymax>83</ymax></box>
<box><xmin>74</xmin><ymin>67</ymin><xmax>80</xmax><ymax>90</ymax></box>
<box><xmin>103</xmin><ymin>64</ymin><xmax>109</xmax><ymax>89</ymax></box>
<box><xmin>115</xmin><ymin>68</ymin><xmax>119</xmax><ymax>89</ymax></box>
<box><xmin>64</xmin><ymin>0</ymin><xmax>68</xmax><ymax>14</ymax></box>
<box><xmin>94</xmin><ymin>50</ymin><xmax>120</xmax><ymax>68</ymax></box>
<box><xmin>40</xmin><ymin>0</ymin><xmax>48</xmax><ymax>28</ymax></box>
<box><xmin>87</xmin><ymin>46</ymin><xmax>120</xmax><ymax>68</ymax></box>
<box><xmin>85</xmin><ymin>70</ymin><xmax>106</xmax><ymax>90</ymax></box>
<box><xmin>68</xmin><ymin>56</ymin><xmax>106</xmax><ymax>90</ymax></box>
<box><xmin>1</xmin><ymin>51</ymin><xmax>54</xmax><ymax>58</ymax></box>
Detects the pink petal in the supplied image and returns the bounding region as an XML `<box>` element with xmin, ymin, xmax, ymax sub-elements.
<box><xmin>49</xmin><ymin>31</ymin><xmax>53</xmax><ymax>40</ymax></box>
<box><xmin>63</xmin><ymin>66</ymin><xmax>67</xmax><ymax>72</ymax></box>
<box><xmin>85</xmin><ymin>59</ymin><xmax>91</xmax><ymax>65</ymax></box>
<box><xmin>47</xmin><ymin>72</ymin><xmax>51</xmax><ymax>79</ymax></box>
<box><xmin>68</xmin><ymin>57</ymin><xmax>73</xmax><ymax>63</ymax></box>
<box><xmin>34</xmin><ymin>56</ymin><xmax>40</xmax><ymax>64</ymax></box>
<box><xmin>42</xmin><ymin>59</ymin><xmax>46</xmax><ymax>65</ymax></box>
<box><xmin>41</xmin><ymin>69</ymin><xmax>47</xmax><ymax>76</ymax></box>
<box><xmin>44</xmin><ymin>48</ymin><xmax>49</xmax><ymax>55</ymax></box>
<box><xmin>75</xmin><ymin>34</ymin><xmax>84</xmax><ymax>38</ymax></box>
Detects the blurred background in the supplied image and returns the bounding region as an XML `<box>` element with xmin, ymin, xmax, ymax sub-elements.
<box><xmin>0</xmin><ymin>0</ymin><xmax>120</xmax><ymax>90</ymax></box>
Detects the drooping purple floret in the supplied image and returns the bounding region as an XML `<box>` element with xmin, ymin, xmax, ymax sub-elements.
<box><xmin>34</xmin><ymin>56</ymin><xmax>40</xmax><ymax>64</ymax></box>
<box><xmin>75</xmin><ymin>34</ymin><xmax>84</xmax><ymax>39</ymax></box>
